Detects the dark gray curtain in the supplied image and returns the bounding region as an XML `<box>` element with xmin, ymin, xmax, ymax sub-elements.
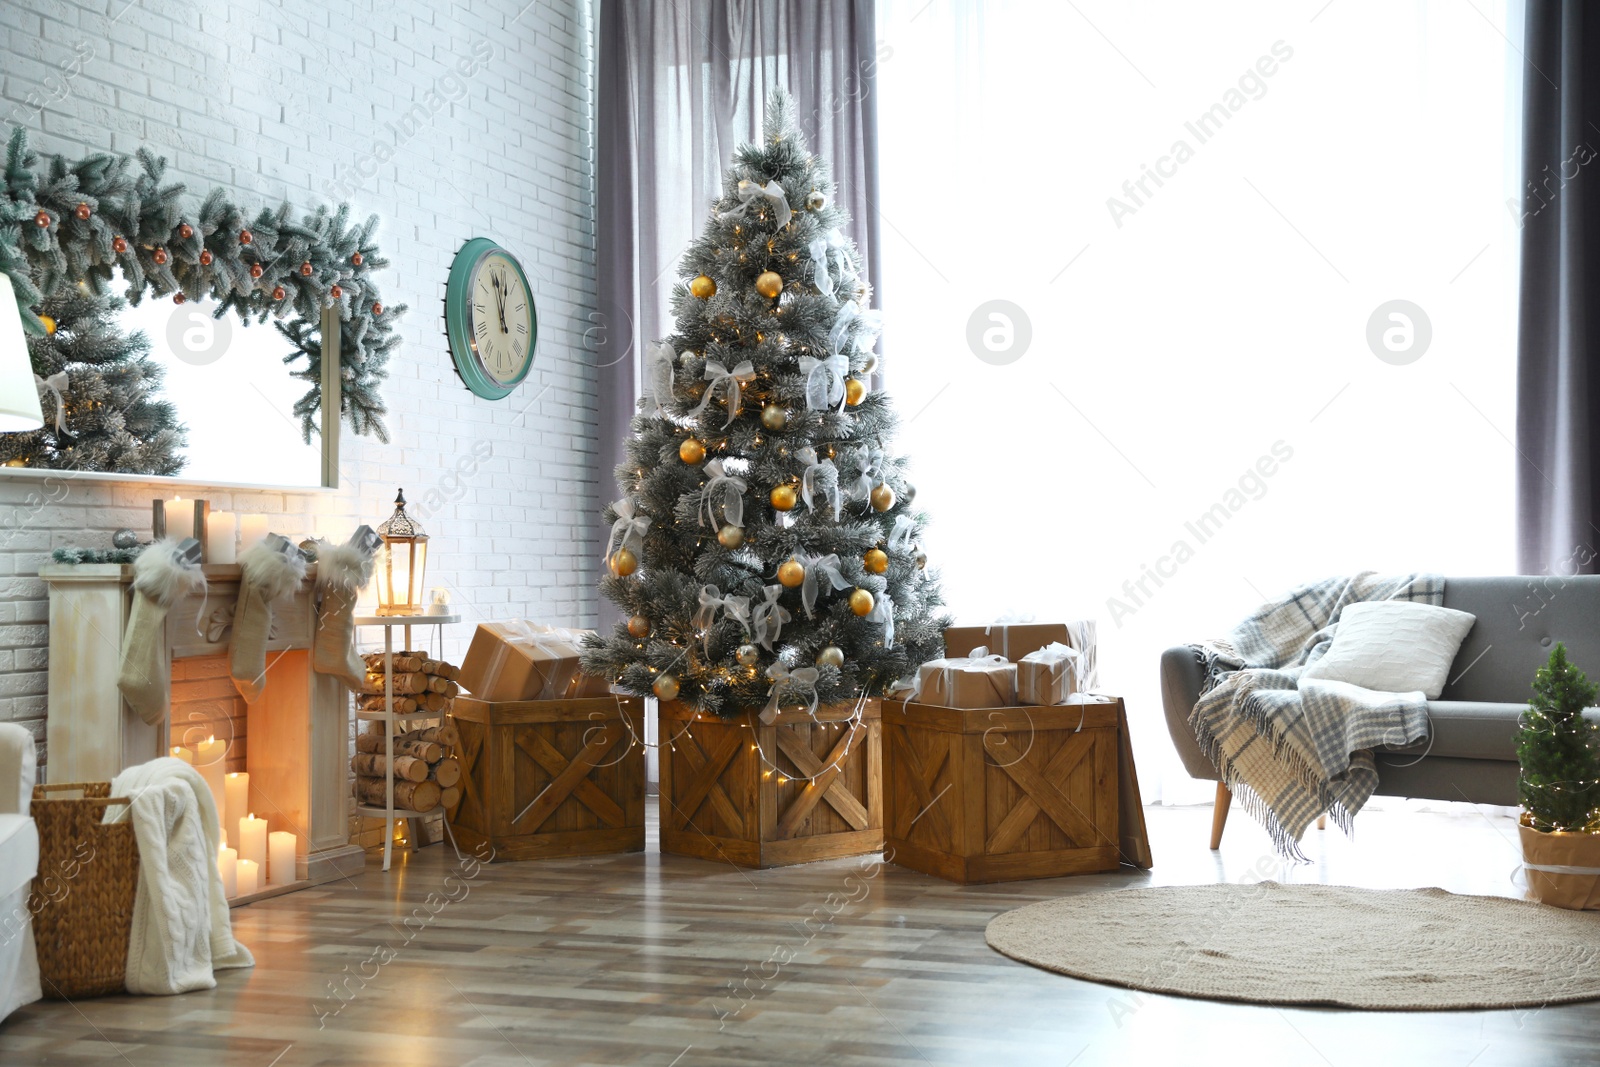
<box><xmin>1518</xmin><ymin>1</ymin><xmax>1600</xmax><ymax>574</ymax></box>
<box><xmin>594</xmin><ymin>0</ymin><xmax>882</xmax><ymax>609</ymax></box>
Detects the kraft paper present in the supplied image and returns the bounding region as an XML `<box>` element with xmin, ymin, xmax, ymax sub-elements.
<box><xmin>1017</xmin><ymin>642</ymin><xmax>1082</xmax><ymax>706</ymax></box>
<box><xmin>916</xmin><ymin>656</ymin><xmax>1017</xmax><ymax>709</ymax></box>
<box><xmin>460</xmin><ymin>621</ymin><xmax>606</xmax><ymax>701</ymax></box>
<box><xmin>944</xmin><ymin>622</ymin><xmax>1071</xmax><ymax>661</ymax></box>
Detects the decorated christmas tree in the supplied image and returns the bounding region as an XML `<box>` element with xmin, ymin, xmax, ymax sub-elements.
<box><xmin>581</xmin><ymin>90</ymin><xmax>948</xmax><ymax>717</ymax></box>
<box><xmin>1517</xmin><ymin>643</ymin><xmax>1600</xmax><ymax>833</ymax></box>
<box><xmin>0</xmin><ymin>284</ymin><xmax>185</xmax><ymax>474</ymax></box>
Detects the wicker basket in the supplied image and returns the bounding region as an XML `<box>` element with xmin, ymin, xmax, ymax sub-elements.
<box><xmin>28</xmin><ymin>782</ymin><xmax>139</xmax><ymax>999</ymax></box>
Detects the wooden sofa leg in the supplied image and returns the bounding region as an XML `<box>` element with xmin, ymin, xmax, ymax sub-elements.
<box><xmin>1317</xmin><ymin>815</ymin><xmax>1327</xmax><ymax>830</ymax></box>
<box><xmin>1210</xmin><ymin>782</ymin><xmax>1231</xmax><ymax>850</ymax></box>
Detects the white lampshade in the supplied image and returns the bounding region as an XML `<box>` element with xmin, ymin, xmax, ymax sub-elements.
<box><xmin>0</xmin><ymin>276</ymin><xmax>44</xmax><ymax>432</ymax></box>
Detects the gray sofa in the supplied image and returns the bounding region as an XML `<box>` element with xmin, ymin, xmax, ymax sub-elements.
<box><xmin>1161</xmin><ymin>575</ymin><xmax>1600</xmax><ymax>847</ymax></box>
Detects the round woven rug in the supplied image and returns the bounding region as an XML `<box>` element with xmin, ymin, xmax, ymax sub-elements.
<box><xmin>985</xmin><ymin>882</ymin><xmax>1600</xmax><ymax>1010</ymax></box>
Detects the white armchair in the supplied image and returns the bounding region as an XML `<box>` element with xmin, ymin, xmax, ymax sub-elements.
<box><xmin>0</xmin><ymin>723</ymin><xmax>41</xmax><ymax>1020</ymax></box>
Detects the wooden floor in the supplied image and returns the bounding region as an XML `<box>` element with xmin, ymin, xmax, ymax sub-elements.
<box><xmin>1</xmin><ymin>802</ymin><xmax>1593</xmax><ymax>1067</ymax></box>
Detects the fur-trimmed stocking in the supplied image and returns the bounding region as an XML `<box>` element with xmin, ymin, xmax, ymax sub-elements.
<box><xmin>312</xmin><ymin>525</ymin><xmax>380</xmax><ymax>690</ymax></box>
<box><xmin>118</xmin><ymin>538</ymin><xmax>206</xmax><ymax>725</ymax></box>
<box><xmin>230</xmin><ymin>534</ymin><xmax>308</xmax><ymax>703</ymax></box>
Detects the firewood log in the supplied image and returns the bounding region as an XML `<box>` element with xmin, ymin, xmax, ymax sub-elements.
<box><xmin>430</xmin><ymin>756</ymin><xmax>462</xmax><ymax>789</ymax></box>
<box><xmin>351</xmin><ymin>753</ymin><xmax>429</xmax><ymax>782</ymax></box>
<box><xmin>426</xmin><ymin>676</ymin><xmax>459</xmax><ymax>696</ymax></box>
<box><xmin>361</xmin><ymin>670</ymin><xmax>428</xmax><ymax>695</ymax></box>
<box><xmin>440</xmin><ymin>785</ymin><xmax>461</xmax><ymax>812</ymax></box>
<box><xmin>436</xmin><ymin>720</ymin><xmax>460</xmax><ymax>748</ymax></box>
<box><xmin>362</xmin><ymin>651</ymin><xmax>425</xmax><ymax>673</ymax></box>
<box><xmin>357</xmin><ymin>694</ymin><xmax>419</xmax><ymax>714</ymax></box>
<box><xmin>355</xmin><ymin>775</ymin><xmax>441</xmax><ymax>813</ymax></box>
<box><xmin>420</xmin><ymin>658</ymin><xmax>446</xmax><ymax>676</ymax></box>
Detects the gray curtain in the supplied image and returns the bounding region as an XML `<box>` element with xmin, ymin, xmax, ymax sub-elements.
<box><xmin>594</xmin><ymin>0</ymin><xmax>882</xmax><ymax>607</ymax></box>
<box><xmin>1517</xmin><ymin>1</ymin><xmax>1600</xmax><ymax>574</ymax></box>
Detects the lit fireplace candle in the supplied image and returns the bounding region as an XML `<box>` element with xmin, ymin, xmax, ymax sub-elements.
<box><xmin>195</xmin><ymin>735</ymin><xmax>227</xmax><ymax>835</ymax></box>
<box><xmin>206</xmin><ymin>510</ymin><xmax>238</xmax><ymax>565</ymax></box>
<box><xmin>164</xmin><ymin>495</ymin><xmax>195</xmax><ymax>540</ymax></box>
<box><xmin>218</xmin><ymin>843</ymin><xmax>237</xmax><ymax>898</ymax></box>
<box><xmin>239</xmin><ymin>514</ymin><xmax>269</xmax><ymax>552</ymax></box>
<box><xmin>268</xmin><ymin>831</ymin><xmax>297</xmax><ymax>887</ymax></box>
<box><xmin>238</xmin><ymin>813</ymin><xmax>268</xmax><ymax>877</ymax></box>
<box><xmin>224</xmin><ymin>772</ymin><xmax>249</xmax><ymax>850</ymax></box>
<box><xmin>236</xmin><ymin>858</ymin><xmax>259</xmax><ymax>897</ymax></box>
<box><xmin>170</xmin><ymin>745</ymin><xmax>193</xmax><ymax>766</ymax></box>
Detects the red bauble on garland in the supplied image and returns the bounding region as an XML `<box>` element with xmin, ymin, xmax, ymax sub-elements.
<box><xmin>74</xmin><ymin>203</ymin><xmax>90</xmax><ymax>221</ymax></box>
<box><xmin>299</xmin><ymin>261</ymin><xmax>313</xmax><ymax>277</ymax></box>
<box><xmin>33</xmin><ymin>210</ymin><xmax>49</xmax><ymax>228</ymax></box>
<box><xmin>238</xmin><ymin>229</ymin><xmax>253</xmax><ymax>245</ymax></box>
<box><xmin>271</xmin><ymin>285</ymin><xmax>286</xmax><ymax>301</ymax></box>
<box><xmin>152</xmin><ymin>248</ymin><xmax>168</xmax><ymax>266</ymax></box>
<box><xmin>112</xmin><ymin>235</ymin><xmax>128</xmax><ymax>254</ymax></box>
<box><xmin>249</xmin><ymin>263</ymin><xmax>264</xmax><ymax>279</ymax></box>
<box><xmin>199</xmin><ymin>250</ymin><xmax>213</xmax><ymax>266</ymax></box>
<box><xmin>178</xmin><ymin>223</ymin><xmax>193</xmax><ymax>240</ymax></box>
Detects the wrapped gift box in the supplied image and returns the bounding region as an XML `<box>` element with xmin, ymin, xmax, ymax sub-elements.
<box><xmin>944</xmin><ymin>622</ymin><xmax>1071</xmax><ymax>661</ymax></box>
<box><xmin>1017</xmin><ymin>642</ymin><xmax>1085</xmax><ymax>706</ymax></box>
<box><xmin>459</xmin><ymin>622</ymin><xmax>610</xmax><ymax>701</ymax></box>
<box><xmin>916</xmin><ymin>656</ymin><xmax>1017</xmax><ymax>709</ymax></box>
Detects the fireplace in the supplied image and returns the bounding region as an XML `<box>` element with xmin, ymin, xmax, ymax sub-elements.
<box><xmin>40</xmin><ymin>560</ymin><xmax>363</xmax><ymax>892</ymax></box>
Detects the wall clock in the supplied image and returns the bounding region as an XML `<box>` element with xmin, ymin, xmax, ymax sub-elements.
<box><xmin>445</xmin><ymin>237</ymin><xmax>537</xmax><ymax>400</ymax></box>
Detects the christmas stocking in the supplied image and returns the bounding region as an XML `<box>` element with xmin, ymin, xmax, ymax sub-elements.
<box><xmin>230</xmin><ymin>533</ymin><xmax>308</xmax><ymax>703</ymax></box>
<box><xmin>312</xmin><ymin>525</ymin><xmax>381</xmax><ymax>690</ymax></box>
<box><xmin>118</xmin><ymin>538</ymin><xmax>206</xmax><ymax>726</ymax></box>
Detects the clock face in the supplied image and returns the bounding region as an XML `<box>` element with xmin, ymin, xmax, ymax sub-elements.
<box><xmin>445</xmin><ymin>238</ymin><xmax>537</xmax><ymax>400</ymax></box>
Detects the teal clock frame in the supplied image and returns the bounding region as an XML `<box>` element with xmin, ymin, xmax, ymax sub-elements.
<box><xmin>445</xmin><ymin>237</ymin><xmax>538</xmax><ymax>400</ymax></box>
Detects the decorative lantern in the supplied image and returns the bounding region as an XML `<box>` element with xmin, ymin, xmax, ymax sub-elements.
<box><xmin>375</xmin><ymin>489</ymin><xmax>428</xmax><ymax>615</ymax></box>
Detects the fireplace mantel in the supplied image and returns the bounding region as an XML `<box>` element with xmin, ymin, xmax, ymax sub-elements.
<box><xmin>40</xmin><ymin>562</ymin><xmax>363</xmax><ymax>887</ymax></box>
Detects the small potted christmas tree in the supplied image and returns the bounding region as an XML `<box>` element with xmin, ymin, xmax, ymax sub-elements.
<box><xmin>1516</xmin><ymin>643</ymin><xmax>1600</xmax><ymax>910</ymax></box>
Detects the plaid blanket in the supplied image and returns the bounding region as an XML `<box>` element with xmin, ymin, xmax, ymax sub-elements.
<box><xmin>1188</xmin><ymin>572</ymin><xmax>1442</xmax><ymax>859</ymax></box>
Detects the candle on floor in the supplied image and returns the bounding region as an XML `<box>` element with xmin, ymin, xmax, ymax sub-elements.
<box><xmin>218</xmin><ymin>844</ymin><xmax>237</xmax><ymax>898</ymax></box>
<box><xmin>236</xmin><ymin>858</ymin><xmax>259</xmax><ymax>897</ymax></box>
<box><xmin>239</xmin><ymin>514</ymin><xmax>269</xmax><ymax>552</ymax></box>
<box><xmin>223</xmin><ymin>772</ymin><xmax>249</xmax><ymax>850</ymax></box>
<box><xmin>207</xmin><ymin>510</ymin><xmax>238</xmax><ymax>565</ymax></box>
<box><xmin>238</xmin><ymin>813</ymin><xmax>268</xmax><ymax>876</ymax></box>
<box><xmin>195</xmin><ymin>735</ymin><xmax>227</xmax><ymax>834</ymax></box>
<box><xmin>268</xmin><ymin>831</ymin><xmax>297</xmax><ymax>887</ymax></box>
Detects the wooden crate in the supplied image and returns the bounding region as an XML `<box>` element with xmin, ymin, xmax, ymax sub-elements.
<box><xmin>658</xmin><ymin>698</ymin><xmax>882</xmax><ymax>868</ymax></box>
<box><xmin>884</xmin><ymin>698</ymin><xmax>1122</xmax><ymax>883</ymax></box>
<box><xmin>448</xmin><ymin>696</ymin><xmax>646</xmax><ymax>861</ymax></box>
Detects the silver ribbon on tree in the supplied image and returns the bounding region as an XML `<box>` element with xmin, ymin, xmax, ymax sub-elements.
<box><xmin>807</xmin><ymin>236</ymin><xmax>835</xmax><ymax>297</ymax></box>
<box><xmin>751</xmin><ymin>584</ymin><xmax>792</xmax><ymax>650</ymax></box>
<box><xmin>887</xmin><ymin>514</ymin><xmax>917</xmax><ymax>555</ymax></box>
<box><xmin>796</xmin><ymin>551</ymin><xmax>850</xmax><ymax>619</ymax></box>
<box><xmin>760</xmin><ymin>661</ymin><xmax>820</xmax><ymax>724</ymax></box>
<box><xmin>796</xmin><ymin>446</ymin><xmax>841</xmax><ymax>521</ymax></box>
<box><xmin>826</xmin><ymin>229</ymin><xmax>855</xmax><ymax>285</ymax></box>
<box><xmin>866</xmin><ymin>591</ymin><xmax>896</xmax><ymax>647</ymax></box>
<box><xmin>731</xmin><ymin>178</ymin><xmax>792</xmax><ymax>230</ymax></box>
<box><xmin>603</xmin><ymin>498</ymin><xmax>651</xmax><ymax>561</ymax></box>
<box><xmin>644</xmin><ymin>341</ymin><xmax>676</xmax><ymax>418</ymax></box>
<box><xmin>842</xmin><ymin>445</ymin><xmax>886</xmax><ymax>503</ymax></box>
<box><xmin>699</xmin><ymin>459</ymin><xmax>747</xmax><ymax>529</ymax></box>
<box><xmin>690</xmin><ymin>359</ymin><xmax>756</xmax><ymax>428</ymax></box>
<box><xmin>692</xmin><ymin>584</ymin><xmax>752</xmax><ymax>654</ymax></box>
<box><xmin>34</xmin><ymin>371</ymin><xmax>68</xmax><ymax>433</ymax></box>
<box><xmin>828</xmin><ymin>299</ymin><xmax>882</xmax><ymax>369</ymax></box>
<box><xmin>798</xmin><ymin>352</ymin><xmax>848</xmax><ymax>412</ymax></box>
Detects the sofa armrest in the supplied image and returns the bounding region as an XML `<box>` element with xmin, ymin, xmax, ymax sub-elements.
<box><xmin>1160</xmin><ymin>645</ymin><xmax>1220</xmax><ymax>781</ymax></box>
<box><xmin>0</xmin><ymin>723</ymin><xmax>35</xmax><ymax>815</ymax></box>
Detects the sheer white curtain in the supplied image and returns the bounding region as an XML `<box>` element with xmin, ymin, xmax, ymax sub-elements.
<box><xmin>875</xmin><ymin>0</ymin><xmax>1524</xmax><ymax>803</ymax></box>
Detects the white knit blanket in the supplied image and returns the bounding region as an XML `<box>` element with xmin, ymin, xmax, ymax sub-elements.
<box><xmin>106</xmin><ymin>757</ymin><xmax>253</xmax><ymax>994</ymax></box>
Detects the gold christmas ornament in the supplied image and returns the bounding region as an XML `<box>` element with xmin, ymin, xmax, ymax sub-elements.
<box><xmin>755</xmin><ymin>270</ymin><xmax>783</xmax><ymax>298</ymax></box>
<box><xmin>806</xmin><ymin>190</ymin><xmax>827</xmax><ymax>211</ymax></box>
<box><xmin>870</xmin><ymin>483</ymin><xmax>896</xmax><ymax>512</ymax></box>
<box><xmin>679</xmin><ymin>350</ymin><xmax>697</xmax><ymax>367</ymax></box>
<box><xmin>39</xmin><ymin>315</ymin><xmax>56</xmax><ymax>335</ymax></box>
<box><xmin>915</xmin><ymin>550</ymin><xmax>928</xmax><ymax>570</ymax></box>
<box><xmin>844</xmin><ymin>378</ymin><xmax>868</xmax><ymax>406</ymax></box>
<box><xmin>770</xmin><ymin>484</ymin><xmax>797</xmax><ymax>511</ymax></box>
<box><xmin>760</xmin><ymin>404</ymin><xmax>787</xmax><ymax>431</ymax></box>
<box><xmin>608</xmin><ymin>548</ymin><xmax>638</xmax><ymax>577</ymax></box>
<box><xmin>815</xmin><ymin>645</ymin><xmax>845</xmax><ymax>669</ymax></box>
<box><xmin>679</xmin><ymin>437</ymin><xmax>706</xmax><ymax>464</ymax></box>
<box><xmin>627</xmin><ymin>615</ymin><xmax>651</xmax><ymax>638</ymax></box>
<box><xmin>689</xmin><ymin>274</ymin><xmax>716</xmax><ymax>298</ymax></box>
<box><xmin>864</xmin><ymin>548</ymin><xmax>888</xmax><ymax>574</ymax></box>
<box><xmin>849</xmin><ymin>589</ymin><xmax>875</xmax><ymax>616</ymax></box>
<box><xmin>778</xmin><ymin>558</ymin><xmax>806</xmax><ymax>588</ymax></box>
<box><xmin>736</xmin><ymin>644</ymin><xmax>760</xmax><ymax>667</ymax></box>
<box><xmin>717</xmin><ymin>523</ymin><xmax>745</xmax><ymax>549</ymax></box>
<box><xmin>653</xmin><ymin>673</ymin><xmax>680</xmax><ymax>701</ymax></box>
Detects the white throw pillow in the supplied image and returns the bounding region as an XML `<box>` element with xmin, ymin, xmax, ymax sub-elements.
<box><xmin>1299</xmin><ymin>600</ymin><xmax>1476</xmax><ymax>700</ymax></box>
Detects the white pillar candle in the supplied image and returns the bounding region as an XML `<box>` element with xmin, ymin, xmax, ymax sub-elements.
<box><xmin>223</xmin><ymin>772</ymin><xmax>249</xmax><ymax>850</ymax></box>
<box><xmin>238</xmin><ymin>813</ymin><xmax>268</xmax><ymax>875</ymax></box>
<box><xmin>218</xmin><ymin>844</ymin><xmax>238</xmax><ymax>898</ymax></box>
<box><xmin>165</xmin><ymin>495</ymin><xmax>195</xmax><ymax>540</ymax></box>
<box><xmin>195</xmin><ymin>735</ymin><xmax>227</xmax><ymax>835</ymax></box>
<box><xmin>206</xmin><ymin>511</ymin><xmax>237</xmax><ymax>565</ymax></box>
<box><xmin>170</xmin><ymin>745</ymin><xmax>193</xmax><ymax>766</ymax></box>
<box><xmin>236</xmin><ymin>858</ymin><xmax>259</xmax><ymax>897</ymax></box>
<box><xmin>268</xmin><ymin>831</ymin><xmax>297</xmax><ymax>887</ymax></box>
<box><xmin>239</xmin><ymin>514</ymin><xmax>270</xmax><ymax>552</ymax></box>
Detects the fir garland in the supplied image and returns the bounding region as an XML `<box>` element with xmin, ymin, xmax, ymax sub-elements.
<box><xmin>0</xmin><ymin>127</ymin><xmax>405</xmax><ymax>443</ymax></box>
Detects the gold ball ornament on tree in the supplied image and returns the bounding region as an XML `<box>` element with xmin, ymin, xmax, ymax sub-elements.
<box><xmin>806</xmin><ymin>190</ymin><xmax>827</xmax><ymax>211</ymax></box>
<box><xmin>916</xmin><ymin>550</ymin><xmax>928</xmax><ymax>570</ymax></box>
<box><xmin>352</xmin><ymin>251</ymin><xmax>364</xmax><ymax>266</ymax></box>
<box><xmin>849</xmin><ymin>589</ymin><xmax>875</xmax><ymax>617</ymax></box>
<box><xmin>717</xmin><ymin>523</ymin><xmax>745</xmax><ymax>549</ymax></box>
<box><xmin>755</xmin><ymin>270</ymin><xmax>783</xmax><ymax>299</ymax></box>
<box><xmin>778</xmin><ymin>558</ymin><xmax>806</xmax><ymax>588</ymax></box>
<box><xmin>608</xmin><ymin>548</ymin><xmax>639</xmax><ymax>577</ymax></box>
<box><xmin>815</xmin><ymin>645</ymin><xmax>845</xmax><ymax>669</ymax></box>
<box><xmin>372</xmin><ymin>302</ymin><xmax>383</xmax><ymax>315</ymax></box>
<box><xmin>844</xmin><ymin>378</ymin><xmax>868</xmax><ymax>406</ymax></box>
<box><xmin>679</xmin><ymin>437</ymin><xmax>706</xmax><ymax>464</ymax></box>
<box><xmin>770</xmin><ymin>484</ymin><xmax>798</xmax><ymax>511</ymax></box>
<box><xmin>653</xmin><ymin>673</ymin><xmax>680</xmax><ymax>701</ymax></box>
<box><xmin>330</xmin><ymin>284</ymin><xmax>343</xmax><ymax>300</ymax></box>
<box><xmin>689</xmin><ymin>274</ymin><xmax>716</xmax><ymax>299</ymax></box>
<box><xmin>39</xmin><ymin>315</ymin><xmax>56</xmax><ymax>336</ymax></box>
<box><xmin>736</xmin><ymin>644</ymin><xmax>760</xmax><ymax>667</ymax></box>
<box><xmin>760</xmin><ymin>404</ymin><xmax>787</xmax><ymax>431</ymax></box>
<box><xmin>864</xmin><ymin>548</ymin><xmax>888</xmax><ymax>574</ymax></box>
<box><xmin>870</xmin><ymin>483</ymin><xmax>896</xmax><ymax>512</ymax></box>
<box><xmin>627</xmin><ymin>615</ymin><xmax>651</xmax><ymax>639</ymax></box>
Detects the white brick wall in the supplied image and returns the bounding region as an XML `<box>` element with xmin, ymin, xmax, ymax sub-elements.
<box><xmin>0</xmin><ymin>0</ymin><xmax>600</xmax><ymax>768</ymax></box>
